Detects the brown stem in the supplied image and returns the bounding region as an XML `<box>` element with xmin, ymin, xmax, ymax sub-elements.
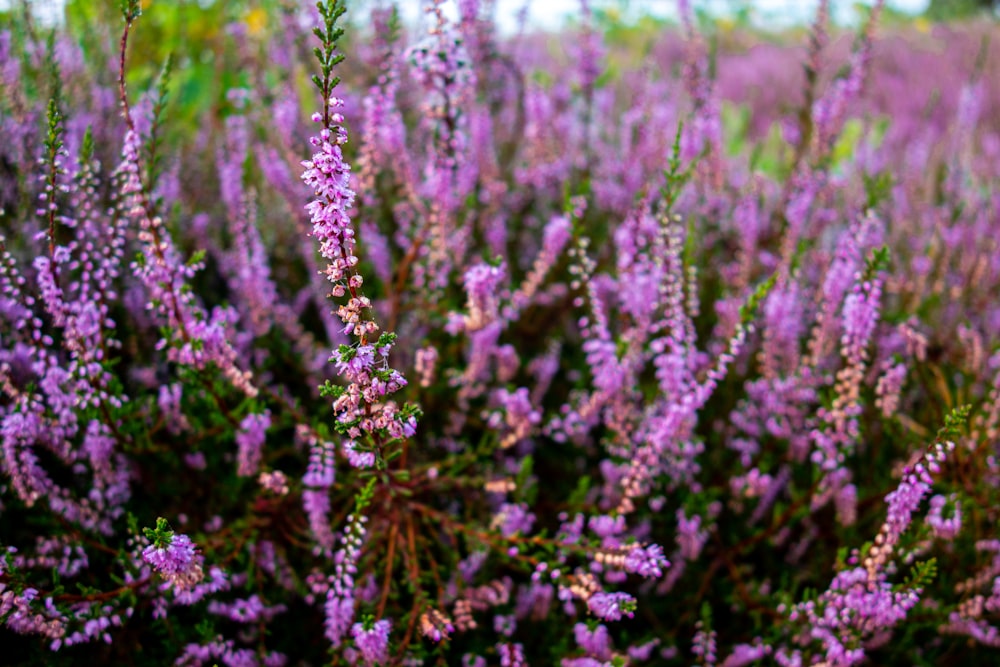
<box><xmin>375</xmin><ymin>520</ymin><xmax>399</xmax><ymax>619</ymax></box>
<box><xmin>394</xmin><ymin>514</ymin><xmax>425</xmax><ymax>662</ymax></box>
<box><xmin>386</xmin><ymin>223</ymin><xmax>430</xmax><ymax>334</ymax></box>
<box><xmin>51</xmin><ymin>576</ymin><xmax>150</xmax><ymax>604</ymax></box>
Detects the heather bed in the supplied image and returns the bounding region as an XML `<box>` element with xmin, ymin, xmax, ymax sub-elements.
<box><xmin>2</xmin><ymin>1</ymin><xmax>1000</xmax><ymax>665</ymax></box>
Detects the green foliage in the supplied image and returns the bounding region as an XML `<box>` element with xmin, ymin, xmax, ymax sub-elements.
<box><xmin>660</xmin><ymin>122</ymin><xmax>694</xmax><ymax>214</ymax></box>
<box><xmin>145</xmin><ymin>53</ymin><xmax>174</xmax><ymax>193</ymax></box>
<box><xmin>376</xmin><ymin>332</ymin><xmax>397</xmax><ymax>350</ymax></box>
<box><xmin>831</xmin><ymin>118</ymin><xmax>887</xmax><ymax>172</ymax></box>
<box><xmin>43</xmin><ymin>98</ymin><xmax>64</xmax><ymax>166</ymax></box>
<box><xmin>927</xmin><ymin>0</ymin><xmax>999</xmax><ymax>20</ymax></box>
<box><xmin>119</xmin><ymin>0</ymin><xmax>141</xmax><ymax>23</ymax></box>
<box><xmin>311</xmin><ymin>0</ymin><xmax>347</xmax><ymax>125</ymax></box>
<box><xmin>864</xmin><ymin>246</ymin><xmax>891</xmax><ymax>279</ymax></box>
<box><xmin>864</xmin><ymin>170</ymin><xmax>894</xmax><ymax>209</ymax></box>
<box><xmin>900</xmin><ymin>558</ymin><xmax>938</xmax><ymax>592</ymax></box>
<box><xmin>739</xmin><ymin>273</ymin><xmax>778</xmax><ymax>325</ymax></box>
<box><xmin>358</xmin><ymin>476</ymin><xmax>377</xmax><ymax>508</ymax></box>
<box><xmin>939</xmin><ymin>404</ymin><xmax>972</xmax><ymax>440</ymax></box>
<box><xmin>514</xmin><ymin>455</ymin><xmax>537</xmax><ymax>506</ymax></box>
<box><xmin>143</xmin><ymin>517</ymin><xmax>175</xmax><ymax>549</ymax></box>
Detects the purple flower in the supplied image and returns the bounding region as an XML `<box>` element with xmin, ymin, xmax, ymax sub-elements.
<box><xmin>301</xmin><ymin>100</ymin><xmax>358</xmax><ymax>285</ymax></box>
<box><xmin>334</xmin><ymin>344</ymin><xmax>375</xmax><ymax>379</ymax></box>
<box><xmin>493</xmin><ymin>503</ymin><xmax>536</xmax><ymax>538</ymax></box>
<box><xmin>587</xmin><ymin>592</ymin><xmax>636</xmax><ymax>621</ymax></box>
<box><xmin>676</xmin><ymin>510</ymin><xmax>709</xmax><ymax>561</ymax></box>
<box><xmin>562</xmin><ymin>658</ymin><xmax>608</xmax><ymax>667</ymax></box>
<box><xmin>345</xmin><ymin>441</ymin><xmax>376</xmax><ymax>469</ymax></box>
<box><xmin>926</xmin><ymin>493</ymin><xmax>962</xmax><ymax>539</ymax></box>
<box><xmin>624</xmin><ymin>544</ymin><xmax>670</xmax><ymax>579</ymax></box>
<box><xmin>235</xmin><ymin>410</ymin><xmax>271</xmax><ymax>477</ymax></box>
<box><xmin>692</xmin><ymin>621</ymin><xmax>718</xmax><ymax>665</ymax></box>
<box><xmin>351</xmin><ymin>619</ymin><xmax>391</xmax><ymax>665</ymax></box>
<box><xmin>141</xmin><ymin>530</ymin><xmax>204</xmax><ymax>591</ymax></box>
<box><xmin>420</xmin><ymin>609</ymin><xmax>455</xmax><ymax>642</ymax></box>
<box><xmin>462</xmin><ymin>262</ymin><xmax>506</xmax><ymax>330</ymax></box>
<box><xmin>302</xmin><ymin>489</ymin><xmax>335</xmax><ymax>557</ymax></box>
<box><xmin>258</xmin><ymin>470</ymin><xmax>290</xmax><ymax>495</ymax></box>
<box><xmin>574</xmin><ymin>622</ymin><xmax>612</xmax><ymax>660</ymax></box>
<box><xmin>498</xmin><ymin>642</ymin><xmax>527</xmax><ymax>667</ymax></box>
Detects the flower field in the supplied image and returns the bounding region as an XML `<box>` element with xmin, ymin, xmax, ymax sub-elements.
<box><xmin>2</xmin><ymin>0</ymin><xmax>1000</xmax><ymax>665</ymax></box>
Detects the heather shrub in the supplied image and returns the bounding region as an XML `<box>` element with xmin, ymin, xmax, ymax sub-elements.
<box><xmin>3</xmin><ymin>0</ymin><xmax>1000</xmax><ymax>665</ymax></box>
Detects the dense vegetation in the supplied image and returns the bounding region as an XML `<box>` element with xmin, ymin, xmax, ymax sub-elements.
<box><xmin>2</xmin><ymin>1</ymin><xmax>1000</xmax><ymax>665</ymax></box>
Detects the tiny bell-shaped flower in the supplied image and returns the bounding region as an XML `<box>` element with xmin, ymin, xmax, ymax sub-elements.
<box><xmin>142</xmin><ymin>517</ymin><xmax>205</xmax><ymax>591</ymax></box>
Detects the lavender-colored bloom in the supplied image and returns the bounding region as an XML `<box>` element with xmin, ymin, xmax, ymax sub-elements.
<box><xmin>493</xmin><ymin>502</ymin><xmax>536</xmax><ymax>538</ymax></box>
<box><xmin>812</xmin><ymin>44</ymin><xmax>872</xmax><ymax>159</ymax></box>
<box><xmin>562</xmin><ymin>659</ymin><xmax>608</xmax><ymax>667</ymax></box>
<box><xmin>207</xmin><ymin>594</ymin><xmax>286</xmax><ymax>624</ymax></box>
<box><xmin>676</xmin><ymin>510</ymin><xmax>709</xmax><ymax>561</ymax></box>
<box><xmin>493</xmin><ymin>613</ymin><xmax>516</xmax><ymax>637</ymax></box>
<box><xmin>864</xmin><ymin>440</ymin><xmax>954</xmax><ymax>581</ymax></box>
<box><xmin>459</xmin><ymin>551</ymin><xmax>488</xmax><ymax>583</ymax></box>
<box><xmin>589</xmin><ymin>515</ymin><xmax>626</xmax><ymax>539</ymax></box>
<box><xmin>720</xmin><ymin>642</ymin><xmax>771</xmax><ymax>667</ymax></box>
<box><xmin>926</xmin><ymin>493</ymin><xmax>962</xmax><ymax>540</ymax></box>
<box><xmin>301</xmin><ymin>426</ymin><xmax>336</xmax><ymax>490</ymax></box>
<box><xmin>345</xmin><ymin>441</ymin><xmax>376</xmax><ymax>469</ymax></box>
<box><xmin>351</xmin><ymin>619</ymin><xmax>391</xmax><ymax>665</ymax></box>
<box><xmin>6</xmin><ymin>1</ymin><xmax>1000</xmax><ymax>662</ymax></box>
<box><xmin>462</xmin><ymin>262</ymin><xmax>506</xmax><ymax>331</ymax></box>
<box><xmin>302</xmin><ymin>489</ymin><xmax>335</xmax><ymax>557</ymax></box>
<box><xmin>789</xmin><ymin>567</ymin><xmax>919</xmax><ymax>665</ymax></box>
<box><xmin>334</xmin><ymin>344</ymin><xmax>375</xmax><ymax>380</ymax></box>
<box><xmin>2</xmin><ymin>407</ymin><xmax>52</xmax><ymax>507</ymax></box>
<box><xmin>141</xmin><ymin>532</ymin><xmax>204</xmax><ymax>591</ymax></box>
<box><xmin>498</xmin><ymin>642</ymin><xmax>527</xmax><ymax>667</ymax></box>
<box><xmin>587</xmin><ymin>592</ymin><xmax>636</xmax><ymax>621</ymax></box>
<box><xmin>118</xmin><ymin>129</ymin><xmax>257</xmax><ymax>398</ymax></box>
<box><xmin>324</xmin><ymin>593</ymin><xmax>355</xmax><ymax>649</ymax></box>
<box><xmin>301</xmin><ymin>101</ymin><xmax>358</xmax><ymax>285</ymax></box>
<box><xmin>692</xmin><ymin>621</ymin><xmax>718</xmax><ymax>666</ymax></box>
<box><xmin>258</xmin><ymin>470</ymin><xmax>290</xmax><ymax>496</ymax></box>
<box><xmin>624</xmin><ymin>544</ymin><xmax>670</xmax><ymax>579</ymax></box>
<box><xmin>874</xmin><ymin>362</ymin><xmax>906</xmax><ymax>418</ymax></box>
<box><xmin>420</xmin><ymin>609</ymin><xmax>455</xmax><ymax>642</ymax></box>
<box><xmin>157</xmin><ymin>383</ymin><xmax>190</xmax><ymax>435</ymax></box>
<box><xmin>574</xmin><ymin>622</ymin><xmax>612</xmax><ymax>660</ymax></box>
<box><xmin>324</xmin><ymin>511</ymin><xmax>369</xmax><ymax>648</ymax></box>
<box><xmin>628</xmin><ymin>639</ymin><xmax>661</xmax><ymax>661</ymax></box>
<box><xmin>235</xmin><ymin>410</ymin><xmax>271</xmax><ymax>477</ymax></box>
<box><xmin>841</xmin><ymin>278</ymin><xmax>882</xmax><ymax>369</ymax></box>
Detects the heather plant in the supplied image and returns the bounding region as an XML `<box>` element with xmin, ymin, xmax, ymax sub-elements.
<box><xmin>3</xmin><ymin>0</ymin><xmax>1000</xmax><ymax>665</ymax></box>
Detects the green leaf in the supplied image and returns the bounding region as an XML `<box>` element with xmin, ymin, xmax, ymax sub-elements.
<box><xmin>939</xmin><ymin>405</ymin><xmax>971</xmax><ymax>440</ymax></box>
<box><xmin>739</xmin><ymin>273</ymin><xmax>777</xmax><ymax>325</ymax></box>
<box><xmin>899</xmin><ymin>558</ymin><xmax>937</xmax><ymax>593</ymax></box>
<box><xmin>567</xmin><ymin>475</ymin><xmax>592</xmax><ymax>509</ymax></box>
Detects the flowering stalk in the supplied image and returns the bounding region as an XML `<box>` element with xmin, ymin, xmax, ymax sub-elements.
<box><xmin>141</xmin><ymin>518</ymin><xmax>205</xmax><ymax>592</ymax></box>
<box><xmin>305</xmin><ymin>4</ymin><xmax>418</xmax><ymax>474</ymax></box>
<box><xmin>302</xmin><ymin>1</ymin><xmax>423</xmax><ymax>655</ymax></box>
<box><xmin>115</xmin><ymin>6</ymin><xmax>256</xmax><ymax>399</ymax></box>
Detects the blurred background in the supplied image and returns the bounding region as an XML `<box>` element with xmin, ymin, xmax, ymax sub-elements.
<box><xmin>2</xmin><ymin>0</ymin><xmax>999</xmax><ymax>31</ymax></box>
<box><xmin>2</xmin><ymin>0</ymin><xmax>997</xmax><ymax>166</ymax></box>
